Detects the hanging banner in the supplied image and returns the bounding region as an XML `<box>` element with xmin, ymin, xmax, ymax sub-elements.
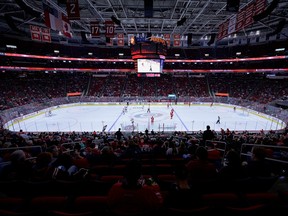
<box><xmin>117</xmin><ymin>33</ymin><xmax>124</xmax><ymax>46</ymax></box>
<box><xmin>66</xmin><ymin>0</ymin><xmax>80</xmax><ymax>20</ymax></box>
<box><xmin>30</xmin><ymin>25</ymin><xmax>41</xmax><ymax>41</ymax></box>
<box><xmin>173</xmin><ymin>34</ymin><xmax>181</xmax><ymax>47</ymax></box>
<box><xmin>105</xmin><ymin>20</ymin><xmax>115</xmax><ymax>38</ymax></box>
<box><xmin>163</xmin><ymin>34</ymin><xmax>171</xmax><ymax>47</ymax></box>
<box><xmin>90</xmin><ymin>21</ymin><xmax>100</xmax><ymax>37</ymax></box>
<box><xmin>41</xmin><ymin>28</ymin><xmax>51</xmax><ymax>43</ymax></box>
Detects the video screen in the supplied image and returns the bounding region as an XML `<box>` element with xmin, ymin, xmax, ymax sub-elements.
<box><xmin>137</xmin><ymin>59</ymin><xmax>163</xmax><ymax>73</ymax></box>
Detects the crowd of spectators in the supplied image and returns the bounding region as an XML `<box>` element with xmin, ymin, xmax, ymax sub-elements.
<box><xmin>1</xmin><ymin>72</ymin><xmax>288</xmax><ymax>111</ymax></box>
<box><xmin>0</xmin><ymin>125</ymin><xmax>288</xmax><ymax>214</ymax></box>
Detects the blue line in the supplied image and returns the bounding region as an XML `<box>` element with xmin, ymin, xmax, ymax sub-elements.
<box><xmin>172</xmin><ymin>107</ymin><xmax>189</xmax><ymax>131</ymax></box>
<box><xmin>108</xmin><ymin>110</ymin><xmax>124</xmax><ymax>132</ymax></box>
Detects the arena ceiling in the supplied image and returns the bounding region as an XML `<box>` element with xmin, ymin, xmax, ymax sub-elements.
<box><xmin>0</xmin><ymin>0</ymin><xmax>288</xmax><ymax>46</ymax></box>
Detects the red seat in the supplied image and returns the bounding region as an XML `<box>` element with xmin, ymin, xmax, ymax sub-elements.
<box><xmin>30</xmin><ymin>196</ymin><xmax>70</xmax><ymax>213</ymax></box>
<box><xmin>49</xmin><ymin>196</ymin><xmax>108</xmax><ymax>216</ymax></box>
<box><xmin>224</xmin><ymin>192</ymin><xmax>281</xmax><ymax>215</ymax></box>
<box><xmin>99</xmin><ymin>175</ymin><xmax>123</xmax><ymax>183</ymax></box>
<box><xmin>0</xmin><ymin>197</ymin><xmax>25</xmax><ymax>210</ymax></box>
<box><xmin>73</xmin><ymin>196</ymin><xmax>108</xmax><ymax>213</ymax></box>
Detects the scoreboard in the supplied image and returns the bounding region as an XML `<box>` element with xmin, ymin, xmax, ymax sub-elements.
<box><xmin>130</xmin><ymin>36</ymin><xmax>167</xmax><ymax>75</ymax></box>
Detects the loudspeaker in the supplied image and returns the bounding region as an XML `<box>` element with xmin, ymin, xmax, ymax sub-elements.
<box><xmin>207</xmin><ymin>33</ymin><xmax>216</xmax><ymax>46</ymax></box>
<box><xmin>253</xmin><ymin>0</ymin><xmax>280</xmax><ymax>22</ymax></box>
<box><xmin>81</xmin><ymin>31</ymin><xmax>89</xmax><ymax>43</ymax></box>
<box><xmin>111</xmin><ymin>15</ymin><xmax>121</xmax><ymax>25</ymax></box>
<box><xmin>147</xmin><ymin>32</ymin><xmax>152</xmax><ymax>38</ymax></box>
<box><xmin>226</xmin><ymin>0</ymin><xmax>240</xmax><ymax>12</ymax></box>
<box><xmin>187</xmin><ymin>33</ymin><xmax>192</xmax><ymax>46</ymax></box>
<box><xmin>177</xmin><ymin>17</ymin><xmax>186</xmax><ymax>26</ymax></box>
<box><xmin>144</xmin><ymin>0</ymin><xmax>153</xmax><ymax>18</ymax></box>
<box><xmin>15</xmin><ymin>0</ymin><xmax>41</xmax><ymax>17</ymax></box>
<box><xmin>267</xmin><ymin>19</ymin><xmax>286</xmax><ymax>37</ymax></box>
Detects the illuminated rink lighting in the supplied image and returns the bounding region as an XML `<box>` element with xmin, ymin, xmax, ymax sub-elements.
<box><xmin>5</xmin><ymin>103</ymin><xmax>286</xmax><ymax>133</ymax></box>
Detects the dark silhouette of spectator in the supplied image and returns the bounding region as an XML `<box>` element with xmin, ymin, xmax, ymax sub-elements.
<box><xmin>185</xmin><ymin>146</ymin><xmax>218</xmax><ymax>181</ymax></box>
<box><xmin>202</xmin><ymin>125</ymin><xmax>215</xmax><ymax>145</ymax></box>
<box><xmin>218</xmin><ymin>149</ymin><xmax>247</xmax><ymax>179</ymax></box>
<box><xmin>164</xmin><ymin>164</ymin><xmax>201</xmax><ymax>209</ymax></box>
<box><xmin>107</xmin><ymin>159</ymin><xmax>163</xmax><ymax>215</ymax></box>
<box><xmin>243</xmin><ymin>146</ymin><xmax>275</xmax><ymax>177</ymax></box>
<box><xmin>0</xmin><ymin>149</ymin><xmax>33</xmax><ymax>180</ymax></box>
<box><xmin>206</xmin><ymin>142</ymin><xmax>222</xmax><ymax>170</ymax></box>
<box><xmin>31</xmin><ymin>152</ymin><xmax>53</xmax><ymax>181</ymax></box>
<box><xmin>268</xmin><ymin>169</ymin><xmax>288</xmax><ymax>194</ymax></box>
<box><xmin>145</xmin><ymin>128</ymin><xmax>149</xmax><ymax>137</ymax></box>
<box><xmin>49</xmin><ymin>153</ymin><xmax>78</xmax><ymax>180</ymax></box>
<box><xmin>115</xmin><ymin>128</ymin><xmax>124</xmax><ymax>141</ymax></box>
<box><xmin>121</xmin><ymin>139</ymin><xmax>142</xmax><ymax>159</ymax></box>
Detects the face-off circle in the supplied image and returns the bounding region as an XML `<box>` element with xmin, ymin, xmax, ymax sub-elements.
<box><xmin>133</xmin><ymin>112</ymin><xmax>163</xmax><ymax>119</ymax></box>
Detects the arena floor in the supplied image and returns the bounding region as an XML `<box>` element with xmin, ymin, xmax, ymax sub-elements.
<box><xmin>5</xmin><ymin>103</ymin><xmax>285</xmax><ymax>133</ymax></box>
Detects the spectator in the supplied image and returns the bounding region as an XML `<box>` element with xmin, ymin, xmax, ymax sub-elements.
<box><xmin>107</xmin><ymin>159</ymin><xmax>163</xmax><ymax>215</ymax></box>
<box><xmin>0</xmin><ymin>149</ymin><xmax>33</xmax><ymax>180</ymax></box>
<box><xmin>218</xmin><ymin>149</ymin><xmax>247</xmax><ymax>179</ymax></box>
<box><xmin>206</xmin><ymin>142</ymin><xmax>222</xmax><ymax>170</ymax></box>
<box><xmin>164</xmin><ymin>164</ymin><xmax>201</xmax><ymax>209</ymax></box>
<box><xmin>115</xmin><ymin>128</ymin><xmax>124</xmax><ymax>141</ymax></box>
<box><xmin>243</xmin><ymin>146</ymin><xmax>275</xmax><ymax>177</ymax></box>
<box><xmin>31</xmin><ymin>152</ymin><xmax>53</xmax><ymax>181</ymax></box>
<box><xmin>202</xmin><ymin>125</ymin><xmax>215</xmax><ymax>145</ymax></box>
<box><xmin>186</xmin><ymin>146</ymin><xmax>218</xmax><ymax>181</ymax></box>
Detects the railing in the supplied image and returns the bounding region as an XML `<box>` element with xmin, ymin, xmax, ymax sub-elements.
<box><xmin>0</xmin><ymin>145</ymin><xmax>43</xmax><ymax>167</ymax></box>
<box><xmin>240</xmin><ymin>143</ymin><xmax>288</xmax><ymax>174</ymax></box>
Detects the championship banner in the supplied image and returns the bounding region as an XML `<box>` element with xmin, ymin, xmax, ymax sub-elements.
<box><xmin>41</xmin><ymin>28</ymin><xmax>51</xmax><ymax>43</ymax></box>
<box><xmin>30</xmin><ymin>25</ymin><xmax>41</xmax><ymax>41</ymax></box>
<box><xmin>105</xmin><ymin>20</ymin><xmax>115</xmax><ymax>38</ymax></box>
<box><xmin>163</xmin><ymin>34</ymin><xmax>171</xmax><ymax>47</ymax></box>
<box><xmin>217</xmin><ymin>20</ymin><xmax>229</xmax><ymax>40</ymax></box>
<box><xmin>90</xmin><ymin>21</ymin><xmax>100</xmax><ymax>38</ymax></box>
<box><xmin>66</xmin><ymin>0</ymin><xmax>80</xmax><ymax>20</ymax></box>
<box><xmin>235</xmin><ymin>7</ymin><xmax>246</xmax><ymax>32</ymax></box>
<box><xmin>117</xmin><ymin>33</ymin><xmax>124</xmax><ymax>46</ymax></box>
<box><xmin>253</xmin><ymin>0</ymin><xmax>266</xmax><ymax>16</ymax></box>
<box><xmin>173</xmin><ymin>34</ymin><xmax>181</xmax><ymax>47</ymax></box>
<box><xmin>228</xmin><ymin>14</ymin><xmax>237</xmax><ymax>35</ymax></box>
<box><xmin>243</xmin><ymin>3</ymin><xmax>255</xmax><ymax>28</ymax></box>
<box><xmin>217</xmin><ymin>0</ymin><xmax>267</xmax><ymax>41</ymax></box>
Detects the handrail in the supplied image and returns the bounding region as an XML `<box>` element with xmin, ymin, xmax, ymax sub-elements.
<box><xmin>0</xmin><ymin>145</ymin><xmax>42</xmax><ymax>152</ymax></box>
<box><xmin>240</xmin><ymin>143</ymin><xmax>288</xmax><ymax>164</ymax></box>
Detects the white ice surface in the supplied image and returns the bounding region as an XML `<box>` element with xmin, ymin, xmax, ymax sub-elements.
<box><xmin>6</xmin><ymin>103</ymin><xmax>285</xmax><ymax>133</ymax></box>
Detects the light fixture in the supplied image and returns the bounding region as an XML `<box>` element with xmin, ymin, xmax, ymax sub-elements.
<box><xmin>275</xmin><ymin>48</ymin><xmax>285</xmax><ymax>52</ymax></box>
<box><xmin>6</xmin><ymin>44</ymin><xmax>17</xmax><ymax>49</ymax></box>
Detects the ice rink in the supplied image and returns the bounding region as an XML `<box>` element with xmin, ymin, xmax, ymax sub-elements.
<box><xmin>5</xmin><ymin>103</ymin><xmax>285</xmax><ymax>133</ymax></box>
